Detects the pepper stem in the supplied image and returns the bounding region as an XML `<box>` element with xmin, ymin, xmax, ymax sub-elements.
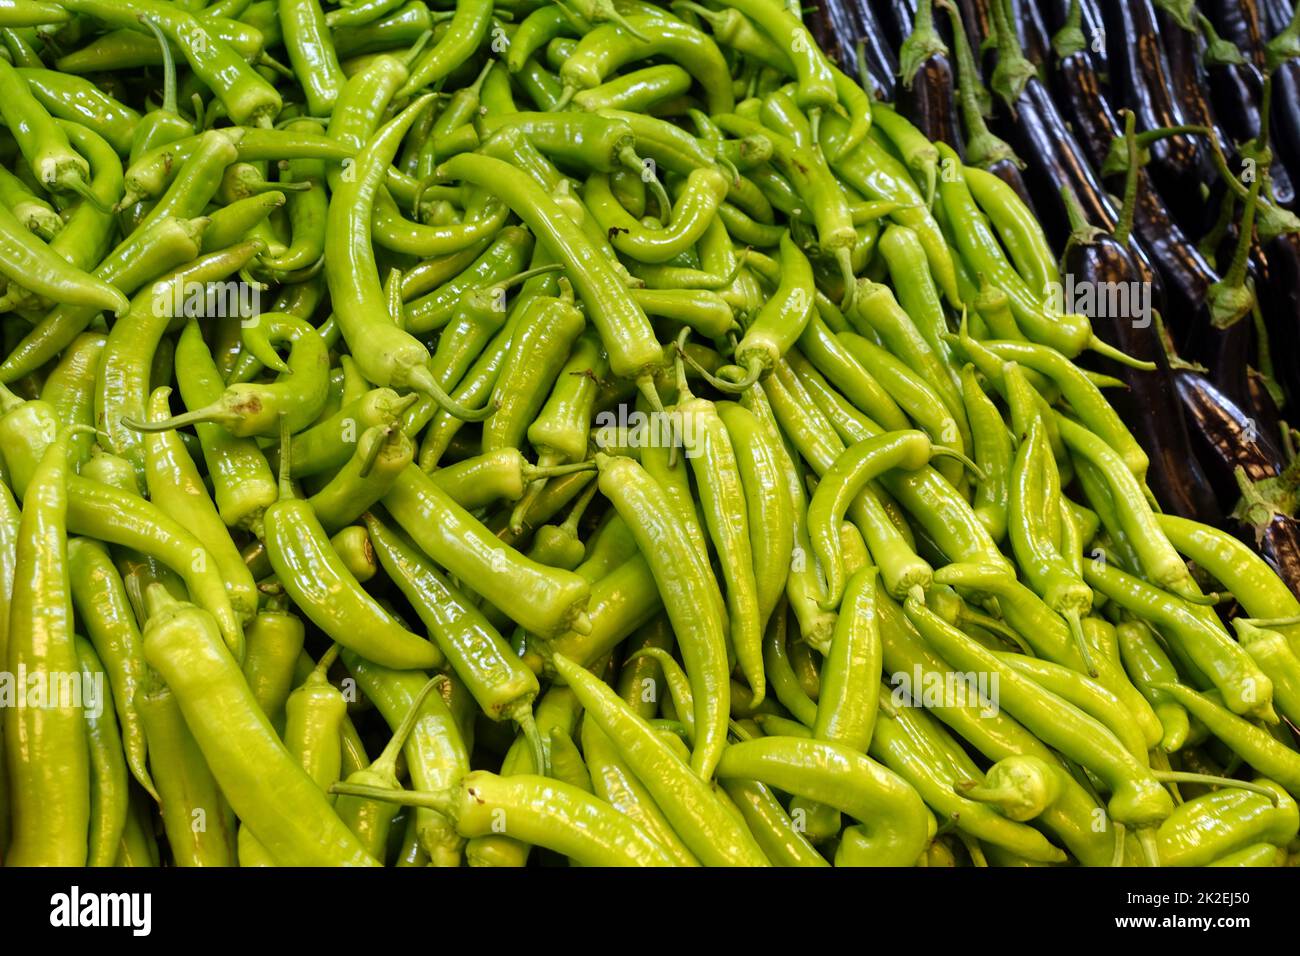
<box><xmin>521</xmin><ymin>459</ymin><xmax>598</xmax><ymax>481</ymax></box>
<box><xmin>560</xmin><ymin>476</ymin><xmax>599</xmax><ymax>535</ymax></box>
<box><xmin>1063</xmin><ymin>609</ymin><xmax>1099</xmax><ymax>677</ymax></box>
<box><xmin>1110</xmin><ymin>821</ymin><xmax>1127</xmax><ymax>867</ymax></box>
<box><xmin>400</xmin><ymin>29</ymin><xmax>434</xmax><ymax>68</ymax></box>
<box><xmin>120</xmin><ymin>403</ymin><xmax>234</xmax><ymax>434</ymax></box>
<box><xmin>60</xmin><ymin>172</ymin><xmax>112</xmax><ymax>215</ymax></box>
<box><xmin>835</xmin><ymin>247</ymin><xmax>857</xmax><ymax>313</ymax></box>
<box><xmin>277</xmin><ymin>412</ymin><xmax>295</xmax><ymax>500</ymax></box>
<box><xmin>329</xmin><ymin>781</ymin><xmax>454</xmax><ymax>815</ymax></box>
<box><xmin>486</xmin><ymin>263</ymin><xmax>565</xmax><ymax>297</ymax></box>
<box><xmin>138</xmin><ymin>14</ymin><xmax>177</xmax><ymax>115</ymax></box>
<box><xmin>369</xmin><ymin>676</ymin><xmax>441</xmax><ymax>778</ymax></box>
<box><xmin>620</xmin><ymin>147</ymin><xmax>672</xmax><ymax>222</ymax></box>
<box><xmin>1151</xmin><ymin>771</ymin><xmax>1281</xmax><ymax>805</ymax></box>
<box><xmin>309</xmin><ymin>644</ymin><xmax>340</xmax><ymax>681</ymax></box>
<box><xmin>1087</xmin><ymin>335</ymin><xmax>1158</xmax><ymax>371</ymax></box>
<box><xmin>1136</xmin><ymin>827</ymin><xmax>1161</xmax><ymax>867</ymax></box>
<box><xmin>1115</xmin><ymin>110</ymin><xmax>1139</xmax><ymax>246</ymax></box>
<box><xmin>679</xmin><ymin>345</ymin><xmax>760</xmax><ymax>394</ymax></box>
<box><xmin>406</xmin><ymin>364</ymin><xmax>495</xmax><ymax>421</ymax></box>
<box><xmin>929</xmin><ymin>445</ymin><xmax>986</xmax><ymax>481</ymax></box>
<box><xmin>964</xmin><ymin>608</ymin><xmax>1034</xmax><ymax>655</ymax></box>
<box><xmin>357</xmin><ymin>426</ymin><xmax>395</xmax><ymax>480</ymax></box>
<box><xmin>515</xmin><ymin>705</ymin><xmax>549</xmax><ymax>777</ymax></box>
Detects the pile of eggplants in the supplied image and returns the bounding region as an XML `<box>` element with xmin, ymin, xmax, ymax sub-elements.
<box><xmin>815</xmin><ymin>0</ymin><xmax>1300</xmax><ymax>597</ymax></box>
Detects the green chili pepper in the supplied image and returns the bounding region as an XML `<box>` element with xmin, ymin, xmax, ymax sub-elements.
<box><xmin>341</xmin><ymin>650</ymin><xmax>468</xmax><ymax>866</ymax></box>
<box><xmin>904</xmin><ymin>596</ymin><xmax>1174</xmax><ymax>831</ymax></box>
<box><xmin>960</xmin><ymin>364</ymin><xmax>1012</xmax><ymax>543</ymax></box>
<box><xmin>869</xmin><ymin>691</ymin><xmax>1068</xmax><ymax>863</ymax></box>
<box><xmin>1155</xmin><ymin>781</ymin><xmax>1298</xmax><ymax>866</ymax></box>
<box><xmin>553</xmin><ymin>652</ymin><xmax>769</xmax><ymax>864</ymax></box>
<box><xmin>97</xmin><ymin>239</ymin><xmax>265</xmax><ymax>477</ymax></box>
<box><xmin>1156</xmin><ymin>684</ymin><xmax>1300</xmax><ymax>796</ymax></box>
<box><xmin>240</xmin><ymin>606</ymin><xmax>306</xmax><ymax>734</ymax></box>
<box><xmin>305</xmin><ymin>425</ymin><xmax>413</xmax><ymax>534</ymax></box>
<box><xmin>264</xmin><ymin>423</ymin><xmax>441</xmax><ymax>670</ymax></box>
<box><xmin>173</xmin><ymin>321</ymin><xmax>277</xmax><ymax>532</ymax></box>
<box><xmin>717</xmin><ymin>400</ymin><xmax>794</xmax><ymax>636</ymax></box>
<box><xmin>385</xmin><ymin>460</ymin><xmax>593</xmax><ymax>638</ymax></box>
<box><xmin>137</xmin><ymin>386</ymin><xmax>258</xmax><ymax>623</ymax></box>
<box><xmin>559</xmin><ymin>13</ymin><xmax>734</xmax><ymax>113</ymax></box>
<box><xmin>1158</xmin><ymin>514</ymin><xmax>1300</xmax><ymax>653</ymax></box>
<box><xmin>1084</xmin><ymin>556</ymin><xmax>1274</xmax><ymax>722</ymax></box>
<box><xmin>365</xmin><ymin>511</ymin><xmax>545</xmax><ymax>758</ymax></box>
<box><xmin>334</xmin><ymin>676</ymin><xmax>440</xmax><ymax>860</ymax></box>
<box><xmin>810</xmin><ymin>430</ymin><xmax>971</xmax><ymax>610</ymax></box>
<box><xmin>141</xmin><ymin>585</ymin><xmax>376</xmax><ymax>865</ymax></box>
<box><xmin>1234</xmin><ymin>621</ymin><xmax>1300</xmax><ymax>727</ymax></box>
<box><xmin>717</xmin><ymin>735</ymin><xmax>929</xmax><ymax>865</ymax></box>
<box><xmin>135</xmin><ymin>677</ymin><xmax>239</xmax><ymax>866</ymax></box>
<box><xmin>798</xmin><ymin>314</ymin><xmax>910</xmax><ymax>433</ymax></box>
<box><xmin>878</xmin><ymin>593</ymin><xmax>1113</xmax><ymax>865</ymax></box>
<box><xmin>3</xmin><ymin>426</ymin><xmax>90</xmax><ymax>866</ymax></box>
<box><xmin>438</xmin><ymin>152</ymin><xmax>664</xmax><ymax>402</ymax></box>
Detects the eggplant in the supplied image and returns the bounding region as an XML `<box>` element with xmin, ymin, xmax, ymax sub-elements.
<box><xmin>901</xmin><ymin>56</ymin><xmax>966</xmax><ymax>148</ymax></box>
<box><xmin>1175</xmin><ymin>369</ymin><xmax>1286</xmax><ymax>509</ymax></box>
<box><xmin>1008</xmin><ymin>0</ymin><xmax>1053</xmax><ymax>68</ymax></box>
<box><xmin>1258</xmin><ymin>231</ymin><xmax>1300</xmax><ymax>408</ymax></box>
<box><xmin>894</xmin><ymin>0</ymin><xmax>967</xmax><ymax>149</ymax></box>
<box><xmin>816</xmin><ymin>0</ymin><xmax>862</xmax><ymax>78</ymax></box>
<box><xmin>1202</xmin><ymin>0</ymin><xmax>1269</xmax><ymax>69</ymax></box>
<box><xmin>850</xmin><ymin>0</ymin><xmax>899</xmax><ymax>99</ymax></box>
<box><xmin>954</xmin><ymin>0</ymin><xmax>993</xmax><ymax>58</ymax></box>
<box><xmin>1065</xmin><ymin>234</ymin><xmax>1222</xmax><ymax>522</ymax></box>
<box><xmin>1096</xmin><ymin>0</ymin><xmax>1209</xmax><ymax>228</ymax></box>
<box><xmin>1041</xmin><ymin>0</ymin><xmax>1110</xmax><ymax>83</ymax></box>
<box><xmin>1196</xmin><ymin>17</ymin><xmax>1299</xmax><ymax>210</ymax></box>
<box><xmin>1256</xmin><ymin>515</ymin><xmax>1300</xmax><ymax>601</ymax></box>
<box><xmin>1258</xmin><ymin>0</ymin><xmax>1300</xmax><ymax>191</ymax></box>
<box><xmin>1051</xmin><ymin>40</ymin><xmax>1229</xmax><ymax>330</ymax></box>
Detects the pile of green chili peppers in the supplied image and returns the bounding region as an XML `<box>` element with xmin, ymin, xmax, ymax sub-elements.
<box><xmin>0</xmin><ymin>0</ymin><xmax>1297</xmax><ymax>871</ymax></box>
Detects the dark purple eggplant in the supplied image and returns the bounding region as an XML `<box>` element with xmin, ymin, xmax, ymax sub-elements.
<box><xmin>893</xmin><ymin>0</ymin><xmax>966</xmax><ymax>148</ymax></box>
<box><xmin>1066</xmin><ymin>234</ymin><xmax>1222</xmax><ymax>521</ymax></box>
<box><xmin>1256</xmin><ymin>515</ymin><xmax>1300</xmax><ymax>600</ymax></box>
<box><xmin>1008</xmin><ymin>0</ymin><xmax>1052</xmax><ymax>68</ymax></box>
<box><xmin>1175</xmin><ymin>369</ymin><xmax>1286</xmax><ymax>510</ymax></box>
<box><xmin>954</xmin><ymin>0</ymin><xmax>993</xmax><ymax>55</ymax></box>
<box><xmin>1198</xmin><ymin>15</ymin><xmax>1298</xmax><ymax>209</ymax></box>
<box><xmin>1050</xmin><ymin>30</ymin><xmax>1216</xmax><ymax>328</ymax></box>
<box><xmin>1203</xmin><ymin>0</ymin><xmax>1269</xmax><ymax>68</ymax></box>
<box><xmin>1258</xmin><ymin>1</ymin><xmax>1300</xmax><ymax>189</ymax></box>
<box><xmin>1259</xmin><ymin>231</ymin><xmax>1300</xmax><ymax>408</ymax></box>
<box><xmin>1096</xmin><ymin>0</ymin><xmax>1209</xmax><ymax>227</ymax></box>
<box><xmin>816</xmin><ymin>0</ymin><xmax>863</xmax><ymax>78</ymax></box>
<box><xmin>876</xmin><ymin>0</ymin><xmax>916</xmax><ymax>50</ymax></box>
<box><xmin>1041</xmin><ymin>0</ymin><xmax>1109</xmax><ymax>82</ymax></box>
<box><xmin>850</xmin><ymin>1</ymin><xmax>899</xmax><ymax>99</ymax></box>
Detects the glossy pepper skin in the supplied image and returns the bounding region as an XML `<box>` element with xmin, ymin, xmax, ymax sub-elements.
<box><xmin>142</xmin><ymin>587</ymin><xmax>377</xmax><ymax>866</ymax></box>
<box><xmin>4</xmin><ymin>428</ymin><xmax>90</xmax><ymax>866</ymax></box>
